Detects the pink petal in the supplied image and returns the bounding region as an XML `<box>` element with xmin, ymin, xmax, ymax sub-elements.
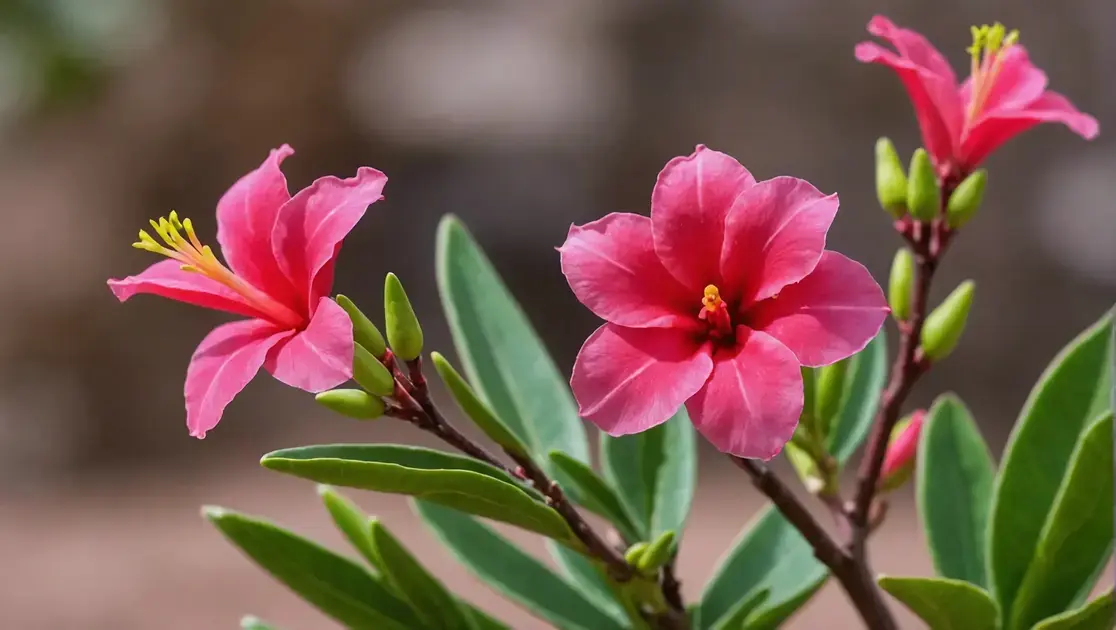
<box><xmin>272</xmin><ymin>167</ymin><xmax>388</xmax><ymax>308</ymax></box>
<box><xmin>184</xmin><ymin>319</ymin><xmax>294</xmax><ymax>438</ymax></box>
<box><xmin>720</xmin><ymin>176</ymin><xmax>839</xmax><ymax>306</ymax></box>
<box><xmin>108</xmin><ymin>259</ymin><xmax>264</xmax><ymax>320</ymax></box>
<box><xmin>265</xmin><ymin>297</ymin><xmax>354</xmax><ymax>393</ymax></box>
<box><xmin>961</xmin><ymin>91</ymin><xmax>1099</xmax><ymax>169</ymax></box>
<box><xmin>749</xmin><ymin>251</ymin><xmax>888</xmax><ymax>367</ymax></box>
<box><xmin>559</xmin><ymin>213</ymin><xmax>696</xmax><ymax>329</ymax></box>
<box><xmin>865</xmin><ymin>15</ymin><xmax>957</xmax><ymax>84</ymax></box>
<box><xmin>571</xmin><ymin>324</ymin><xmax>713</xmax><ymax>436</ymax></box>
<box><xmin>216</xmin><ymin>145</ymin><xmax>299</xmax><ymax>307</ymax></box>
<box><xmin>686</xmin><ymin>327</ymin><xmax>802</xmax><ymax>460</ymax></box>
<box><xmin>974</xmin><ymin>46</ymin><xmax>1047</xmax><ymax>115</ymax></box>
<box><xmin>651</xmin><ymin>146</ymin><xmax>756</xmax><ymax>292</ymax></box>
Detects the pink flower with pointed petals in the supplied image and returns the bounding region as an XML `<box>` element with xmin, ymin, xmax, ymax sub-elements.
<box><xmin>856</xmin><ymin>16</ymin><xmax>1098</xmax><ymax>178</ymax></box>
<box><xmin>560</xmin><ymin>146</ymin><xmax>888</xmax><ymax>460</ymax></box>
<box><xmin>108</xmin><ymin>145</ymin><xmax>386</xmax><ymax>438</ymax></box>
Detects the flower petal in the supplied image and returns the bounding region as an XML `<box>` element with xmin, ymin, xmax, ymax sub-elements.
<box><xmin>651</xmin><ymin>145</ymin><xmax>756</xmax><ymax>292</ymax></box>
<box><xmin>216</xmin><ymin>145</ymin><xmax>299</xmax><ymax>305</ymax></box>
<box><xmin>265</xmin><ymin>297</ymin><xmax>354</xmax><ymax>393</ymax></box>
<box><xmin>184</xmin><ymin>319</ymin><xmax>294</xmax><ymax>438</ymax></box>
<box><xmin>721</xmin><ymin>176</ymin><xmax>839</xmax><ymax>306</ymax></box>
<box><xmin>571</xmin><ymin>324</ymin><xmax>712</xmax><ymax>436</ymax></box>
<box><xmin>559</xmin><ymin>213</ymin><xmax>695</xmax><ymax>329</ymax></box>
<box><xmin>749</xmin><ymin>251</ymin><xmax>888</xmax><ymax>367</ymax></box>
<box><xmin>865</xmin><ymin>15</ymin><xmax>957</xmax><ymax>83</ymax></box>
<box><xmin>961</xmin><ymin>91</ymin><xmax>1099</xmax><ymax>169</ymax></box>
<box><xmin>272</xmin><ymin>167</ymin><xmax>388</xmax><ymax>307</ymax></box>
<box><xmin>108</xmin><ymin>259</ymin><xmax>264</xmax><ymax>320</ymax></box>
<box><xmin>686</xmin><ymin>327</ymin><xmax>802</xmax><ymax>460</ymax></box>
<box><xmin>974</xmin><ymin>46</ymin><xmax>1047</xmax><ymax>115</ymax></box>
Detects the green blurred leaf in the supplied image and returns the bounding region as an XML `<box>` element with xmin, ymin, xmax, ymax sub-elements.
<box><xmin>204</xmin><ymin>507</ymin><xmax>418</xmax><ymax>630</ymax></box>
<box><xmin>1033</xmin><ymin>592</ymin><xmax>1114</xmax><ymax>630</ymax></box>
<box><xmin>744</xmin><ymin>574</ymin><xmax>827</xmax><ymax>630</ymax></box>
<box><xmin>549</xmin><ymin>451</ymin><xmax>640</xmax><ymax>542</ymax></box>
<box><xmin>240</xmin><ymin>616</ymin><xmax>280</xmax><ymax>630</ymax></box>
<box><xmin>916</xmin><ymin>394</ymin><xmax>995</xmax><ymax>586</ymax></box>
<box><xmin>415</xmin><ymin>500</ymin><xmax>626</xmax><ymax>630</ymax></box>
<box><xmin>698</xmin><ymin>507</ymin><xmax>827</xmax><ymax>630</ymax></box>
<box><xmin>708</xmin><ymin>588</ymin><xmax>768</xmax><ymax>630</ymax></box>
<box><xmin>547</xmin><ymin>541</ymin><xmax>632</xmax><ymax>626</ymax></box>
<box><xmin>878</xmin><ymin>576</ymin><xmax>998</xmax><ymax>630</ymax></box>
<box><xmin>318</xmin><ymin>486</ymin><xmax>382</xmax><ymax>572</ymax></box>
<box><xmin>262</xmin><ymin>444</ymin><xmax>572</xmax><ymax>542</ymax></box>
<box><xmin>462</xmin><ymin>607</ymin><xmax>512</xmax><ymax>630</ymax></box>
<box><xmin>989</xmin><ymin>313</ymin><xmax>1113</xmax><ymax>617</ymax></box>
<box><xmin>1010</xmin><ymin>413</ymin><xmax>1114</xmax><ymax>630</ymax></box>
<box><xmin>827</xmin><ymin>332</ymin><xmax>888</xmax><ymax>463</ymax></box>
<box><xmin>436</xmin><ymin>215</ymin><xmax>589</xmax><ymax>472</ymax></box>
<box><xmin>368</xmin><ymin>519</ymin><xmax>472</xmax><ymax>629</ymax></box>
<box><xmin>431</xmin><ymin>351</ymin><xmax>529</xmax><ymax>456</ymax></box>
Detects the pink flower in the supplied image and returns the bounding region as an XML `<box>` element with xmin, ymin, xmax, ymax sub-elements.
<box><xmin>882</xmin><ymin>409</ymin><xmax>926</xmax><ymax>480</ymax></box>
<box><xmin>108</xmin><ymin>145</ymin><xmax>386</xmax><ymax>438</ymax></box>
<box><xmin>856</xmin><ymin>16</ymin><xmax>1098</xmax><ymax>177</ymax></box>
<box><xmin>560</xmin><ymin>146</ymin><xmax>888</xmax><ymax>459</ymax></box>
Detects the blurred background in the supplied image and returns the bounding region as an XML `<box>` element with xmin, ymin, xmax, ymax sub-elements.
<box><xmin>0</xmin><ymin>0</ymin><xmax>1112</xmax><ymax>628</ymax></box>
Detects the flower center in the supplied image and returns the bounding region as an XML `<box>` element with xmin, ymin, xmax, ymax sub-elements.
<box><xmin>965</xmin><ymin>23</ymin><xmax>1020</xmax><ymax>126</ymax></box>
<box><xmin>698</xmin><ymin>284</ymin><xmax>734</xmax><ymax>341</ymax></box>
<box><xmin>133</xmin><ymin>212</ymin><xmax>304</xmax><ymax>329</ymax></box>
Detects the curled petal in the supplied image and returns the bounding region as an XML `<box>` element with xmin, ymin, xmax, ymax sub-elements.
<box><xmin>972</xmin><ymin>46</ymin><xmax>1047</xmax><ymax>115</ymax></box>
<box><xmin>571</xmin><ymin>324</ymin><xmax>712</xmax><ymax>436</ymax></box>
<box><xmin>961</xmin><ymin>91</ymin><xmax>1100</xmax><ymax>169</ymax></box>
<box><xmin>686</xmin><ymin>327</ymin><xmax>802</xmax><ymax>460</ymax></box>
<box><xmin>108</xmin><ymin>259</ymin><xmax>264</xmax><ymax>320</ymax></box>
<box><xmin>750</xmin><ymin>251</ymin><xmax>888</xmax><ymax>367</ymax></box>
<box><xmin>865</xmin><ymin>15</ymin><xmax>957</xmax><ymax>83</ymax></box>
<box><xmin>265</xmin><ymin>297</ymin><xmax>354</xmax><ymax>393</ymax></box>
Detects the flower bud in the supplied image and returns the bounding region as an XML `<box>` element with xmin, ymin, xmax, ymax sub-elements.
<box><xmin>879</xmin><ymin>410</ymin><xmax>926</xmax><ymax>491</ymax></box>
<box><xmin>906</xmin><ymin>148</ymin><xmax>940</xmax><ymax>222</ymax></box>
<box><xmin>635</xmin><ymin>530</ymin><xmax>676</xmax><ymax>574</ymax></box>
<box><xmin>947</xmin><ymin>169</ymin><xmax>987</xmax><ymax>229</ymax></box>
<box><xmin>875</xmin><ymin>137</ymin><xmax>908</xmax><ymax>218</ymax></box>
<box><xmin>921</xmin><ymin>280</ymin><xmax>975</xmax><ymax>361</ymax></box>
<box><xmin>430</xmin><ymin>351</ymin><xmax>528</xmax><ymax>456</ymax></box>
<box><xmin>623</xmin><ymin>542</ymin><xmax>648</xmax><ymax>566</ymax></box>
<box><xmin>336</xmin><ymin>294</ymin><xmax>387</xmax><ymax>359</ymax></box>
<box><xmin>888</xmin><ymin>248</ymin><xmax>914</xmax><ymax>322</ymax></box>
<box><xmin>814</xmin><ymin>359</ymin><xmax>849</xmax><ymax>435</ymax></box>
<box><xmin>785</xmin><ymin>439</ymin><xmax>825</xmax><ymax>494</ymax></box>
<box><xmin>353</xmin><ymin>343</ymin><xmax>395</xmax><ymax>396</ymax></box>
<box><xmin>384</xmin><ymin>273</ymin><xmax>424</xmax><ymax>361</ymax></box>
<box><xmin>315</xmin><ymin>388</ymin><xmax>385</xmax><ymax>420</ymax></box>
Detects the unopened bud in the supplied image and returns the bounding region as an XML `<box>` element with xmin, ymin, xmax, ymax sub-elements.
<box><xmin>636</xmin><ymin>530</ymin><xmax>676</xmax><ymax>574</ymax></box>
<box><xmin>814</xmin><ymin>359</ymin><xmax>849</xmax><ymax>435</ymax></box>
<box><xmin>315</xmin><ymin>389</ymin><xmax>385</xmax><ymax>420</ymax></box>
<box><xmin>353</xmin><ymin>343</ymin><xmax>395</xmax><ymax>396</ymax></box>
<box><xmin>947</xmin><ymin>169</ymin><xmax>987</xmax><ymax>229</ymax></box>
<box><xmin>906</xmin><ymin>148</ymin><xmax>940</xmax><ymax>222</ymax></box>
<box><xmin>336</xmin><ymin>294</ymin><xmax>387</xmax><ymax>359</ymax></box>
<box><xmin>384</xmin><ymin>273</ymin><xmax>424</xmax><ymax>361</ymax></box>
<box><xmin>430</xmin><ymin>351</ymin><xmax>528</xmax><ymax>456</ymax></box>
<box><xmin>785</xmin><ymin>440</ymin><xmax>825</xmax><ymax>494</ymax></box>
<box><xmin>879</xmin><ymin>410</ymin><xmax>926</xmax><ymax>491</ymax></box>
<box><xmin>624</xmin><ymin>542</ymin><xmax>648</xmax><ymax>566</ymax></box>
<box><xmin>889</xmin><ymin>248</ymin><xmax>915</xmax><ymax>322</ymax></box>
<box><xmin>921</xmin><ymin>280</ymin><xmax>975</xmax><ymax>361</ymax></box>
<box><xmin>875</xmin><ymin>137</ymin><xmax>908</xmax><ymax>218</ymax></box>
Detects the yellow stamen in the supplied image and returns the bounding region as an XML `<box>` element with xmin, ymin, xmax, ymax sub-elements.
<box><xmin>702</xmin><ymin>284</ymin><xmax>723</xmax><ymax>312</ymax></box>
<box><xmin>966</xmin><ymin>23</ymin><xmax>1021</xmax><ymax>124</ymax></box>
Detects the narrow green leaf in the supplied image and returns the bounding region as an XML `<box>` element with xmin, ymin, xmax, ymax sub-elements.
<box><xmin>744</xmin><ymin>574</ymin><xmax>827</xmax><ymax>630</ymax></box>
<box><xmin>698</xmin><ymin>507</ymin><xmax>828</xmax><ymax>630</ymax></box>
<box><xmin>650</xmin><ymin>410</ymin><xmax>698</xmax><ymax>539</ymax></box>
<box><xmin>1010</xmin><ymin>413</ymin><xmax>1114</xmax><ymax>630</ymax></box>
<box><xmin>462</xmin><ymin>606</ymin><xmax>512</xmax><ymax>630</ymax></box>
<box><xmin>431</xmin><ymin>351</ymin><xmax>529</xmax><ymax>456</ymax></box>
<box><xmin>827</xmin><ymin>332</ymin><xmax>888</xmax><ymax>463</ymax></box>
<box><xmin>318</xmin><ymin>486</ymin><xmax>382</xmax><ymax>572</ymax></box>
<box><xmin>878</xmin><ymin>576</ymin><xmax>998</xmax><ymax>630</ymax></box>
<box><xmin>989</xmin><ymin>313</ymin><xmax>1113</xmax><ymax>616</ymax></box>
<box><xmin>436</xmin><ymin>215</ymin><xmax>589</xmax><ymax>472</ymax></box>
<box><xmin>415</xmin><ymin>500</ymin><xmax>626</xmax><ymax>630</ymax></box>
<box><xmin>547</xmin><ymin>540</ymin><xmax>630</xmax><ymax>625</ymax></box>
<box><xmin>261</xmin><ymin>444</ymin><xmax>572</xmax><ymax>542</ymax></box>
<box><xmin>549</xmin><ymin>451</ymin><xmax>641</xmax><ymax>542</ymax></box>
<box><xmin>1033</xmin><ymin>592</ymin><xmax>1114</xmax><ymax>630</ymax></box>
<box><xmin>916</xmin><ymin>394</ymin><xmax>995</xmax><ymax>586</ymax></box>
<box><xmin>204</xmin><ymin>507</ymin><xmax>418</xmax><ymax>630</ymax></box>
<box><xmin>368</xmin><ymin>519</ymin><xmax>472</xmax><ymax>629</ymax></box>
<box><xmin>240</xmin><ymin>616</ymin><xmax>279</xmax><ymax>630</ymax></box>
<box><xmin>708</xmin><ymin>588</ymin><xmax>768</xmax><ymax>630</ymax></box>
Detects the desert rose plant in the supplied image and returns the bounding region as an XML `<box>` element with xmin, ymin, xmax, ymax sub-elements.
<box><xmin>110</xmin><ymin>15</ymin><xmax>1112</xmax><ymax>630</ymax></box>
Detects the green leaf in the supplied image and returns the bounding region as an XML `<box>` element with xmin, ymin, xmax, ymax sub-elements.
<box><xmin>548</xmin><ymin>451</ymin><xmax>641</xmax><ymax>542</ymax></box>
<box><xmin>708</xmin><ymin>588</ymin><xmax>768</xmax><ymax>630</ymax></box>
<box><xmin>600</xmin><ymin>409</ymin><xmax>697</xmax><ymax>540</ymax></box>
<box><xmin>431</xmin><ymin>351</ymin><xmax>529</xmax><ymax>456</ymax></box>
<box><xmin>878</xmin><ymin>576</ymin><xmax>998</xmax><ymax>630</ymax></box>
<box><xmin>261</xmin><ymin>444</ymin><xmax>573</xmax><ymax>542</ymax></box>
<box><xmin>1033</xmin><ymin>592</ymin><xmax>1114</xmax><ymax>630</ymax></box>
<box><xmin>827</xmin><ymin>332</ymin><xmax>888</xmax><ymax>463</ymax></box>
<box><xmin>368</xmin><ymin>519</ymin><xmax>472</xmax><ymax>629</ymax></box>
<box><xmin>462</xmin><ymin>607</ymin><xmax>512</xmax><ymax>630</ymax></box>
<box><xmin>989</xmin><ymin>313</ymin><xmax>1113</xmax><ymax>617</ymax></box>
<box><xmin>547</xmin><ymin>540</ymin><xmax>630</xmax><ymax>625</ymax></box>
<box><xmin>415</xmin><ymin>500</ymin><xmax>626</xmax><ymax>630</ymax></box>
<box><xmin>698</xmin><ymin>506</ymin><xmax>828</xmax><ymax>630</ymax></box>
<box><xmin>240</xmin><ymin>616</ymin><xmax>279</xmax><ymax>630</ymax></box>
<box><xmin>1009</xmin><ymin>413</ymin><xmax>1114</xmax><ymax>630</ymax></box>
<box><xmin>318</xmin><ymin>486</ymin><xmax>382</xmax><ymax>572</ymax></box>
<box><xmin>204</xmin><ymin>507</ymin><xmax>418</xmax><ymax>630</ymax></box>
<box><xmin>744</xmin><ymin>574</ymin><xmax>827</xmax><ymax>630</ymax></box>
<box><xmin>436</xmin><ymin>215</ymin><xmax>589</xmax><ymax>472</ymax></box>
<box><xmin>916</xmin><ymin>394</ymin><xmax>996</xmax><ymax>587</ymax></box>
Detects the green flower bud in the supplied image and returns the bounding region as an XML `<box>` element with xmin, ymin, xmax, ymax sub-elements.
<box><xmin>636</xmin><ymin>530</ymin><xmax>676</xmax><ymax>574</ymax></box>
<box><xmin>430</xmin><ymin>351</ymin><xmax>529</xmax><ymax>456</ymax></box>
<box><xmin>947</xmin><ymin>169</ymin><xmax>987</xmax><ymax>229</ymax></box>
<box><xmin>875</xmin><ymin>137</ymin><xmax>908</xmax><ymax>218</ymax></box>
<box><xmin>906</xmin><ymin>148</ymin><xmax>940</xmax><ymax>222</ymax></box>
<box><xmin>353</xmin><ymin>343</ymin><xmax>395</xmax><ymax>396</ymax></box>
<box><xmin>921</xmin><ymin>280</ymin><xmax>975</xmax><ymax>361</ymax></box>
<box><xmin>336</xmin><ymin>294</ymin><xmax>387</xmax><ymax>359</ymax></box>
<box><xmin>889</xmin><ymin>248</ymin><xmax>915</xmax><ymax>322</ymax></box>
<box><xmin>814</xmin><ymin>359</ymin><xmax>849</xmax><ymax>435</ymax></box>
<box><xmin>315</xmin><ymin>388</ymin><xmax>385</xmax><ymax>420</ymax></box>
<box><xmin>784</xmin><ymin>440</ymin><xmax>825</xmax><ymax>494</ymax></box>
<box><xmin>384</xmin><ymin>273</ymin><xmax>424</xmax><ymax>361</ymax></box>
<box><xmin>624</xmin><ymin>542</ymin><xmax>648</xmax><ymax>566</ymax></box>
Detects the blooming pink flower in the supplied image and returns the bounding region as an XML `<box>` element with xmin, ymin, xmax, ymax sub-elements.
<box><xmin>882</xmin><ymin>409</ymin><xmax>926</xmax><ymax>480</ymax></box>
<box><xmin>856</xmin><ymin>16</ymin><xmax>1098</xmax><ymax>178</ymax></box>
<box><xmin>108</xmin><ymin>145</ymin><xmax>386</xmax><ymax>438</ymax></box>
<box><xmin>560</xmin><ymin>146</ymin><xmax>888</xmax><ymax>459</ymax></box>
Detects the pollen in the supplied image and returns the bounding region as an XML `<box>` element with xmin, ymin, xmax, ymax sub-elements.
<box><xmin>966</xmin><ymin>23</ymin><xmax>1020</xmax><ymax>123</ymax></box>
<box><xmin>702</xmin><ymin>284</ymin><xmax>723</xmax><ymax>312</ymax></box>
